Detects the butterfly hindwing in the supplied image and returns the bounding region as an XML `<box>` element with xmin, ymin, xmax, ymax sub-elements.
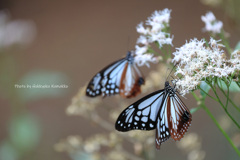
<box><xmin>115</xmin><ymin>89</ymin><xmax>165</xmax><ymax>131</ymax></box>
<box><xmin>168</xmin><ymin>94</ymin><xmax>192</xmax><ymax>141</ymax></box>
<box><xmin>119</xmin><ymin>62</ymin><xmax>144</xmax><ymax>98</ymax></box>
<box><xmin>155</xmin><ymin>93</ymin><xmax>171</xmax><ymax>149</ymax></box>
<box><xmin>155</xmin><ymin>92</ymin><xmax>192</xmax><ymax>149</ymax></box>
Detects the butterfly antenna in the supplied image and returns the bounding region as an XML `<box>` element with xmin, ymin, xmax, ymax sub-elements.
<box><xmin>165</xmin><ymin>68</ymin><xmax>170</xmax><ymax>81</ymax></box>
<box><xmin>166</xmin><ymin>63</ymin><xmax>177</xmax><ymax>81</ymax></box>
<box><xmin>127</xmin><ymin>36</ymin><xmax>130</xmax><ymax>51</ymax></box>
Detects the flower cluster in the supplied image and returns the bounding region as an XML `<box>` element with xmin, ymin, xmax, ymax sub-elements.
<box><xmin>55</xmin><ymin>133</ymin><xmax>126</xmax><ymax>160</ymax></box>
<box><xmin>230</xmin><ymin>50</ymin><xmax>240</xmax><ymax>71</ymax></box>
<box><xmin>66</xmin><ymin>86</ymin><xmax>101</xmax><ymax>116</ymax></box>
<box><xmin>172</xmin><ymin>38</ymin><xmax>239</xmax><ymax>95</ymax></box>
<box><xmin>134</xmin><ymin>9</ymin><xmax>173</xmax><ymax>67</ymax></box>
<box><xmin>0</xmin><ymin>10</ymin><xmax>36</xmax><ymax>48</ymax></box>
<box><xmin>201</xmin><ymin>12</ymin><xmax>223</xmax><ymax>34</ymax></box>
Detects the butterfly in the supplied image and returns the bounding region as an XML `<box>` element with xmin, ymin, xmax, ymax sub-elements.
<box><xmin>86</xmin><ymin>51</ymin><xmax>145</xmax><ymax>98</ymax></box>
<box><xmin>115</xmin><ymin>81</ymin><xmax>192</xmax><ymax>149</ymax></box>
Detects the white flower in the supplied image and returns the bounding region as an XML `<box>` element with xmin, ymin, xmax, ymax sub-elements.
<box><xmin>135</xmin><ymin>45</ymin><xmax>148</xmax><ymax>55</ymax></box>
<box><xmin>230</xmin><ymin>50</ymin><xmax>240</xmax><ymax>73</ymax></box>
<box><xmin>172</xmin><ymin>37</ymin><xmax>235</xmax><ymax>95</ymax></box>
<box><xmin>135</xmin><ymin>45</ymin><xmax>158</xmax><ymax>67</ymax></box>
<box><xmin>0</xmin><ymin>10</ymin><xmax>36</xmax><ymax>48</ymax></box>
<box><xmin>136</xmin><ymin>35</ymin><xmax>148</xmax><ymax>45</ymax></box>
<box><xmin>134</xmin><ymin>52</ymin><xmax>158</xmax><ymax>68</ymax></box>
<box><xmin>146</xmin><ymin>9</ymin><xmax>171</xmax><ymax>26</ymax></box>
<box><xmin>136</xmin><ymin>22</ymin><xmax>149</xmax><ymax>35</ymax></box>
<box><xmin>135</xmin><ymin>8</ymin><xmax>173</xmax><ymax>67</ymax></box>
<box><xmin>201</xmin><ymin>12</ymin><xmax>223</xmax><ymax>34</ymax></box>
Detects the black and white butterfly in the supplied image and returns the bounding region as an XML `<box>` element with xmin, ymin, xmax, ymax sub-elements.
<box><xmin>86</xmin><ymin>51</ymin><xmax>145</xmax><ymax>98</ymax></box>
<box><xmin>115</xmin><ymin>81</ymin><xmax>192</xmax><ymax>149</ymax></box>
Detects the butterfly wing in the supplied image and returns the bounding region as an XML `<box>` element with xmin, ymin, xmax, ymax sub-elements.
<box><xmin>155</xmin><ymin>93</ymin><xmax>171</xmax><ymax>149</ymax></box>
<box><xmin>155</xmin><ymin>93</ymin><xmax>192</xmax><ymax>149</ymax></box>
<box><xmin>86</xmin><ymin>58</ymin><xmax>127</xmax><ymax>97</ymax></box>
<box><xmin>119</xmin><ymin>63</ymin><xmax>144</xmax><ymax>98</ymax></box>
<box><xmin>86</xmin><ymin>52</ymin><xmax>144</xmax><ymax>98</ymax></box>
<box><xmin>115</xmin><ymin>89</ymin><xmax>165</xmax><ymax>131</ymax></box>
<box><xmin>168</xmin><ymin>94</ymin><xmax>192</xmax><ymax>141</ymax></box>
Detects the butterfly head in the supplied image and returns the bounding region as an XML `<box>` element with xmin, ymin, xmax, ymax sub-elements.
<box><xmin>164</xmin><ymin>81</ymin><xmax>177</xmax><ymax>97</ymax></box>
<box><xmin>164</xmin><ymin>81</ymin><xmax>170</xmax><ymax>88</ymax></box>
<box><xmin>126</xmin><ymin>51</ymin><xmax>134</xmax><ymax>64</ymax></box>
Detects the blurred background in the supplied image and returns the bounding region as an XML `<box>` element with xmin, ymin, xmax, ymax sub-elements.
<box><xmin>0</xmin><ymin>0</ymin><xmax>239</xmax><ymax>160</ymax></box>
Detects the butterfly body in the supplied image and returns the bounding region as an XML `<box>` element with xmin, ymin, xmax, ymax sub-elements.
<box><xmin>115</xmin><ymin>81</ymin><xmax>192</xmax><ymax>149</ymax></box>
<box><xmin>86</xmin><ymin>51</ymin><xmax>144</xmax><ymax>98</ymax></box>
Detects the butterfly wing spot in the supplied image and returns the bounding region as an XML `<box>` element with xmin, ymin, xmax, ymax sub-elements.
<box><xmin>111</xmin><ymin>84</ymin><xmax>115</xmax><ymax>89</ymax></box>
<box><xmin>141</xmin><ymin>117</ymin><xmax>147</xmax><ymax>122</ymax></box>
<box><xmin>150</xmin><ymin>123</ymin><xmax>154</xmax><ymax>128</ymax></box>
<box><xmin>137</xmin><ymin>111</ymin><xmax>141</xmax><ymax>116</ymax></box>
<box><xmin>135</xmin><ymin>116</ymin><xmax>140</xmax><ymax>121</ymax></box>
<box><xmin>115</xmin><ymin>88</ymin><xmax>119</xmax><ymax>93</ymax></box>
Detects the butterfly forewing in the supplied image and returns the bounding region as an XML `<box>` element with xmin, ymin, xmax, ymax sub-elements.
<box><xmin>115</xmin><ymin>90</ymin><xmax>165</xmax><ymax>131</ymax></box>
<box><xmin>86</xmin><ymin>58</ymin><xmax>126</xmax><ymax>97</ymax></box>
<box><xmin>86</xmin><ymin>52</ymin><xmax>144</xmax><ymax>98</ymax></box>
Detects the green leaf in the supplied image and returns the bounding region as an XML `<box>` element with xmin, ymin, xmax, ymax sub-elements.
<box><xmin>0</xmin><ymin>141</ymin><xmax>19</xmax><ymax>160</ymax></box>
<box><xmin>234</xmin><ymin>41</ymin><xmax>240</xmax><ymax>50</ymax></box>
<box><xmin>190</xmin><ymin>106</ymin><xmax>201</xmax><ymax>114</ymax></box>
<box><xmin>9</xmin><ymin>113</ymin><xmax>41</xmax><ymax>153</ymax></box>
<box><xmin>16</xmin><ymin>70</ymin><xmax>70</xmax><ymax>101</ymax></box>
<box><xmin>200</xmin><ymin>81</ymin><xmax>211</xmax><ymax>97</ymax></box>
<box><xmin>218</xmin><ymin>80</ymin><xmax>240</xmax><ymax>92</ymax></box>
<box><xmin>70</xmin><ymin>152</ymin><xmax>95</xmax><ymax>160</ymax></box>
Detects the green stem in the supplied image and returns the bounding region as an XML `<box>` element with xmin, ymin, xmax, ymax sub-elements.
<box><xmin>147</xmin><ymin>46</ymin><xmax>161</xmax><ymax>57</ymax></box>
<box><xmin>209</xmin><ymin>82</ymin><xmax>240</xmax><ymax>129</ymax></box>
<box><xmin>218</xmin><ymin>31</ymin><xmax>232</xmax><ymax>54</ymax></box>
<box><xmin>236</xmin><ymin>82</ymin><xmax>240</xmax><ymax>88</ymax></box>
<box><xmin>198</xmin><ymin>86</ymin><xmax>218</xmax><ymax>102</ymax></box>
<box><xmin>216</xmin><ymin>81</ymin><xmax>240</xmax><ymax>113</ymax></box>
<box><xmin>202</xmin><ymin>104</ymin><xmax>240</xmax><ymax>157</ymax></box>
<box><xmin>191</xmin><ymin>92</ymin><xmax>200</xmax><ymax>101</ymax></box>
<box><xmin>191</xmin><ymin>92</ymin><xmax>240</xmax><ymax>157</ymax></box>
<box><xmin>225</xmin><ymin>83</ymin><xmax>230</xmax><ymax>109</ymax></box>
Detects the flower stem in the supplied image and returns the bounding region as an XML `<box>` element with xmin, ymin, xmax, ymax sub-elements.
<box><xmin>198</xmin><ymin>86</ymin><xmax>218</xmax><ymax>101</ymax></box>
<box><xmin>216</xmin><ymin>81</ymin><xmax>240</xmax><ymax>113</ymax></box>
<box><xmin>218</xmin><ymin>31</ymin><xmax>232</xmax><ymax>54</ymax></box>
<box><xmin>191</xmin><ymin>92</ymin><xmax>240</xmax><ymax>157</ymax></box>
<box><xmin>208</xmin><ymin>82</ymin><xmax>240</xmax><ymax>129</ymax></box>
<box><xmin>201</xmin><ymin>103</ymin><xmax>240</xmax><ymax>157</ymax></box>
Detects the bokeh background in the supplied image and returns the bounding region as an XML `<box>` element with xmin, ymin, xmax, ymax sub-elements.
<box><xmin>0</xmin><ymin>0</ymin><xmax>240</xmax><ymax>160</ymax></box>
